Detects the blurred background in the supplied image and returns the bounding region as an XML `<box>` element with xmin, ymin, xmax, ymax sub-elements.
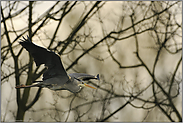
<box><xmin>1</xmin><ymin>1</ymin><xmax>182</xmax><ymax>122</ymax></box>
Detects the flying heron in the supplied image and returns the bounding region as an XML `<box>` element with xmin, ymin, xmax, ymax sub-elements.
<box><xmin>15</xmin><ymin>36</ymin><xmax>99</xmax><ymax>93</ymax></box>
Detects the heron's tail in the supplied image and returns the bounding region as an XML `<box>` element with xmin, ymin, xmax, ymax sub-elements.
<box><xmin>32</xmin><ymin>80</ymin><xmax>43</xmax><ymax>83</ymax></box>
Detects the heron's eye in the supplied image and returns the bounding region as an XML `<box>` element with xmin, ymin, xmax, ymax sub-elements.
<box><xmin>82</xmin><ymin>82</ymin><xmax>84</xmax><ymax>84</ymax></box>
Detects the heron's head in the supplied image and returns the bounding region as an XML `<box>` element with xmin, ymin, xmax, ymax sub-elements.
<box><xmin>78</xmin><ymin>81</ymin><xmax>96</xmax><ymax>89</ymax></box>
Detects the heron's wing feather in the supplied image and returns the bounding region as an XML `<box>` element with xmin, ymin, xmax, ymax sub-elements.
<box><xmin>69</xmin><ymin>73</ymin><xmax>99</xmax><ymax>81</ymax></box>
<box><xmin>19</xmin><ymin>36</ymin><xmax>69</xmax><ymax>81</ymax></box>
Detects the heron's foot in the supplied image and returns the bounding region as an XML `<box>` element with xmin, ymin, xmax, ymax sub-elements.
<box><xmin>15</xmin><ymin>84</ymin><xmax>26</xmax><ymax>89</ymax></box>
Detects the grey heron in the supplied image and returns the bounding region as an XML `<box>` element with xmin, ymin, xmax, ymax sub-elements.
<box><xmin>15</xmin><ymin>36</ymin><xmax>99</xmax><ymax>93</ymax></box>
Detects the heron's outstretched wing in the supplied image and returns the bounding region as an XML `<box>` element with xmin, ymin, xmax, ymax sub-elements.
<box><xmin>69</xmin><ymin>73</ymin><xmax>99</xmax><ymax>81</ymax></box>
<box><xmin>19</xmin><ymin>36</ymin><xmax>69</xmax><ymax>81</ymax></box>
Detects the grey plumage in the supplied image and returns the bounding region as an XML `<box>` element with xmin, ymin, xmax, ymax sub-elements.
<box><xmin>69</xmin><ymin>73</ymin><xmax>100</xmax><ymax>81</ymax></box>
<box><xmin>16</xmin><ymin>36</ymin><xmax>99</xmax><ymax>93</ymax></box>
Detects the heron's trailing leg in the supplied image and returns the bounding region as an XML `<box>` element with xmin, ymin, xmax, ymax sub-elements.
<box><xmin>15</xmin><ymin>83</ymin><xmax>41</xmax><ymax>89</ymax></box>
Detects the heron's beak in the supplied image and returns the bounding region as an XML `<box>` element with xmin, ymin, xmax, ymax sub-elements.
<box><xmin>84</xmin><ymin>83</ymin><xmax>96</xmax><ymax>89</ymax></box>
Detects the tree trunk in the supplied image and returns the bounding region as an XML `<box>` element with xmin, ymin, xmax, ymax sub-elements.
<box><xmin>16</xmin><ymin>107</ymin><xmax>25</xmax><ymax>122</ymax></box>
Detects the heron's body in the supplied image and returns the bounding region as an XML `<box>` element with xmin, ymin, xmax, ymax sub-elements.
<box><xmin>32</xmin><ymin>76</ymin><xmax>79</xmax><ymax>92</ymax></box>
<box><xmin>15</xmin><ymin>36</ymin><xmax>99</xmax><ymax>93</ymax></box>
